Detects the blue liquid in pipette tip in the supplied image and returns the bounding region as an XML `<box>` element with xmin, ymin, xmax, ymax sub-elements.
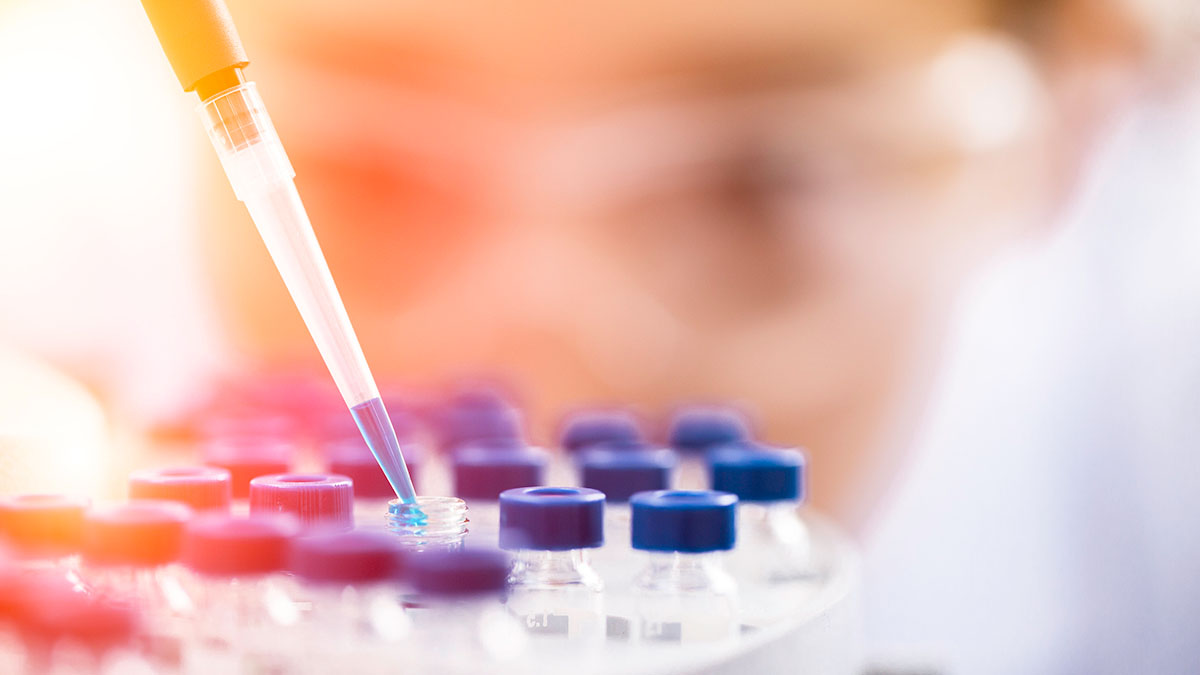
<box><xmin>350</xmin><ymin>397</ymin><xmax>418</xmax><ymax>504</ymax></box>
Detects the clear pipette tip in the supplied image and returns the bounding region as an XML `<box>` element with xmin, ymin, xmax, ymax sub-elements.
<box><xmin>351</xmin><ymin>397</ymin><xmax>418</xmax><ymax>504</ymax></box>
<box><xmin>198</xmin><ymin>82</ymin><xmax>418</xmax><ymax>505</ymax></box>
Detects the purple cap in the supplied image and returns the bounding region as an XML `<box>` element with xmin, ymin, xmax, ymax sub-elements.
<box><xmin>0</xmin><ymin>494</ymin><xmax>90</xmax><ymax>555</ymax></box>
<box><xmin>289</xmin><ymin>530</ymin><xmax>401</xmax><ymax>585</ymax></box>
<box><xmin>249</xmin><ymin>474</ymin><xmax>354</xmax><ymax>531</ymax></box>
<box><xmin>324</xmin><ymin>440</ymin><xmax>423</xmax><ymax>499</ymax></box>
<box><xmin>499</xmin><ymin>487</ymin><xmax>605</xmax><ymax>551</ymax></box>
<box><xmin>579</xmin><ymin>448</ymin><xmax>676</xmax><ymax>502</ymax></box>
<box><xmin>202</xmin><ymin>437</ymin><xmax>294</xmax><ymax>500</ymax></box>
<box><xmin>407</xmin><ymin>548</ymin><xmax>510</xmax><ymax>596</ymax></box>
<box><xmin>433</xmin><ymin>386</ymin><xmax>524</xmax><ymax>453</ymax></box>
<box><xmin>452</xmin><ymin>446</ymin><xmax>547</xmax><ymax>500</ymax></box>
<box><xmin>183</xmin><ymin>514</ymin><xmax>299</xmax><ymax>577</ymax></box>
<box><xmin>667</xmin><ymin>405</ymin><xmax>752</xmax><ymax>454</ymax></box>
<box><xmin>83</xmin><ymin>501</ymin><xmax>192</xmax><ymax>567</ymax></box>
<box><xmin>558</xmin><ymin>409</ymin><xmax>644</xmax><ymax>453</ymax></box>
<box><xmin>128</xmin><ymin>466</ymin><xmax>232</xmax><ymax>512</ymax></box>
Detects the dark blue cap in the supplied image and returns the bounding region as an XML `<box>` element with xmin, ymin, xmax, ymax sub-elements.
<box><xmin>579</xmin><ymin>449</ymin><xmax>676</xmax><ymax>502</ymax></box>
<box><xmin>499</xmin><ymin>487</ymin><xmax>605</xmax><ymax>551</ymax></box>
<box><xmin>630</xmin><ymin>490</ymin><xmax>737</xmax><ymax>553</ymax></box>
<box><xmin>708</xmin><ymin>443</ymin><xmax>806</xmax><ymax>503</ymax></box>
<box><xmin>668</xmin><ymin>406</ymin><xmax>751</xmax><ymax>454</ymax></box>
<box><xmin>407</xmin><ymin>548</ymin><xmax>511</xmax><ymax>596</ymax></box>
<box><xmin>558</xmin><ymin>410</ymin><xmax>643</xmax><ymax>453</ymax></box>
<box><xmin>452</xmin><ymin>447</ymin><xmax>547</xmax><ymax>500</ymax></box>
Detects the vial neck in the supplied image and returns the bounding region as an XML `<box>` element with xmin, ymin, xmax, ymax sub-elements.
<box><xmin>638</xmin><ymin>551</ymin><xmax>733</xmax><ymax>593</ymax></box>
<box><xmin>511</xmin><ymin>549</ymin><xmax>599</xmax><ymax>586</ymax></box>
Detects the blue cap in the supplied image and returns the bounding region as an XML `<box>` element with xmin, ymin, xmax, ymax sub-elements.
<box><xmin>407</xmin><ymin>548</ymin><xmax>511</xmax><ymax>596</ymax></box>
<box><xmin>630</xmin><ymin>490</ymin><xmax>737</xmax><ymax>553</ymax></box>
<box><xmin>499</xmin><ymin>487</ymin><xmax>605</xmax><ymax>551</ymax></box>
<box><xmin>668</xmin><ymin>406</ymin><xmax>751</xmax><ymax>454</ymax></box>
<box><xmin>452</xmin><ymin>447</ymin><xmax>548</xmax><ymax>500</ymax></box>
<box><xmin>579</xmin><ymin>449</ymin><xmax>676</xmax><ymax>502</ymax></box>
<box><xmin>559</xmin><ymin>410</ymin><xmax>643</xmax><ymax>453</ymax></box>
<box><xmin>709</xmin><ymin>443</ymin><xmax>806</xmax><ymax>503</ymax></box>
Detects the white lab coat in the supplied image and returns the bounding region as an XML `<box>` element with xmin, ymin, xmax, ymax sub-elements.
<box><xmin>864</xmin><ymin>87</ymin><xmax>1200</xmax><ymax>674</ymax></box>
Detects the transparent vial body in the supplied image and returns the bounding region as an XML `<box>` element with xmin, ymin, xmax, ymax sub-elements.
<box><xmin>82</xmin><ymin>564</ymin><xmax>195</xmax><ymax>665</ymax></box>
<box><xmin>733</xmin><ymin>501</ymin><xmax>818</xmax><ymax>583</ymax></box>
<box><xmin>385</xmin><ymin>496</ymin><xmax>468</xmax><ymax>553</ymax></box>
<box><xmin>506</xmin><ymin>549</ymin><xmax>605</xmax><ymax>640</ymax></box>
<box><xmin>284</xmin><ymin>581</ymin><xmax>412</xmax><ymax>674</ymax></box>
<box><xmin>633</xmin><ymin>552</ymin><xmax>739</xmax><ymax>644</ymax></box>
<box><xmin>407</xmin><ymin>592</ymin><xmax>527</xmax><ymax>672</ymax></box>
<box><xmin>181</xmin><ymin>573</ymin><xmax>298</xmax><ymax>675</ymax></box>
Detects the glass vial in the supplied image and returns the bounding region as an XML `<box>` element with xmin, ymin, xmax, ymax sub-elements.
<box><xmin>385</xmin><ymin>496</ymin><xmax>467</xmax><ymax>553</ymax></box>
<box><xmin>406</xmin><ymin>549</ymin><xmax>527</xmax><ymax>671</ymax></box>
<box><xmin>629</xmin><ymin>490</ymin><xmax>739</xmax><ymax>644</ymax></box>
<box><xmin>179</xmin><ymin>513</ymin><xmax>299</xmax><ymax>674</ymax></box>
<box><xmin>499</xmin><ymin>487</ymin><xmax>606</xmax><ymax>640</ymax></box>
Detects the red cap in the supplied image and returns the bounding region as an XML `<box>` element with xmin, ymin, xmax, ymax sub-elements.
<box><xmin>83</xmin><ymin>501</ymin><xmax>192</xmax><ymax>567</ymax></box>
<box><xmin>183</xmin><ymin>514</ymin><xmax>299</xmax><ymax>577</ymax></box>
<box><xmin>202</xmin><ymin>436</ymin><xmax>294</xmax><ymax>499</ymax></box>
<box><xmin>129</xmin><ymin>467</ymin><xmax>232</xmax><ymax>512</ymax></box>
<box><xmin>22</xmin><ymin>580</ymin><xmax>139</xmax><ymax>652</ymax></box>
<box><xmin>249</xmin><ymin>474</ymin><xmax>353</xmax><ymax>531</ymax></box>
<box><xmin>0</xmin><ymin>495</ymin><xmax>89</xmax><ymax>555</ymax></box>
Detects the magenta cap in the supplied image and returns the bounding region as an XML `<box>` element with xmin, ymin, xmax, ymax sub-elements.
<box><xmin>129</xmin><ymin>466</ymin><xmax>232</xmax><ymax>512</ymax></box>
<box><xmin>203</xmin><ymin>437</ymin><xmax>294</xmax><ymax>499</ymax></box>
<box><xmin>249</xmin><ymin>474</ymin><xmax>354</xmax><ymax>531</ymax></box>
<box><xmin>408</xmin><ymin>548</ymin><xmax>511</xmax><ymax>597</ymax></box>
<box><xmin>183</xmin><ymin>514</ymin><xmax>300</xmax><ymax>577</ymax></box>
<box><xmin>326</xmin><ymin>443</ymin><xmax>423</xmax><ymax>499</ymax></box>
<box><xmin>0</xmin><ymin>495</ymin><xmax>90</xmax><ymax>555</ymax></box>
<box><xmin>83</xmin><ymin>501</ymin><xmax>192</xmax><ymax>567</ymax></box>
<box><xmin>289</xmin><ymin>530</ymin><xmax>401</xmax><ymax>585</ymax></box>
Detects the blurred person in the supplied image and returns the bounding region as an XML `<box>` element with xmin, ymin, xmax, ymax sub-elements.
<box><xmin>206</xmin><ymin>0</ymin><xmax>1176</xmax><ymax>526</ymax></box>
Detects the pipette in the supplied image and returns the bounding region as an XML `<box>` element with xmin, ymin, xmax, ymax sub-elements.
<box><xmin>138</xmin><ymin>0</ymin><xmax>418</xmax><ymax>504</ymax></box>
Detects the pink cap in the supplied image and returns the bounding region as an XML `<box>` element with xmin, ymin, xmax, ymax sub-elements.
<box><xmin>203</xmin><ymin>437</ymin><xmax>294</xmax><ymax>499</ymax></box>
<box><xmin>289</xmin><ymin>530</ymin><xmax>401</xmax><ymax>585</ymax></box>
<box><xmin>183</xmin><ymin>514</ymin><xmax>299</xmax><ymax>577</ymax></box>
<box><xmin>0</xmin><ymin>495</ymin><xmax>89</xmax><ymax>555</ymax></box>
<box><xmin>249</xmin><ymin>474</ymin><xmax>353</xmax><ymax>531</ymax></box>
<box><xmin>129</xmin><ymin>467</ymin><xmax>232</xmax><ymax>512</ymax></box>
<box><xmin>83</xmin><ymin>501</ymin><xmax>192</xmax><ymax>567</ymax></box>
<box><xmin>326</xmin><ymin>443</ymin><xmax>423</xmax><ymax>499</ymax></box>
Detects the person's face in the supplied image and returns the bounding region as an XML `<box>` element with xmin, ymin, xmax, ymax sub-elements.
<box><xmin>206</xmin><ymin>0</ymin><xmax>1069</xmax><ymax>523</ymax></box>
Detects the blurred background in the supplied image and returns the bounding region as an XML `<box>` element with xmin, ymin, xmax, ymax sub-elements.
<box><xmin>2</xmin><ymin>0</ymin><xmax>1199</xmax><ymax>672</ymax></box>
